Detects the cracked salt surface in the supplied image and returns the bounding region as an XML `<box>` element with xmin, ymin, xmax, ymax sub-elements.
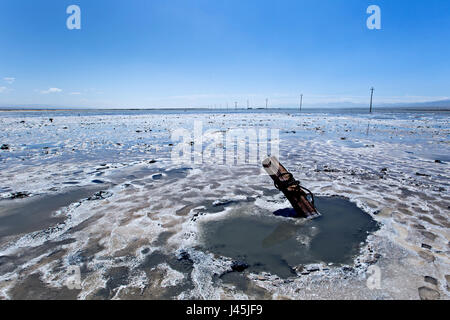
<box><xmin>0</xmin><ymin>109</ymin><xmax>448</xmax><ymax>300</ymax></box>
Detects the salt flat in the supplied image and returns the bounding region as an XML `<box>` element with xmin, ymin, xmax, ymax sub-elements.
<box><xmin>0</xmin><ymin>109</ymin><xmax>448</xmax><ymax>300</ymax></box>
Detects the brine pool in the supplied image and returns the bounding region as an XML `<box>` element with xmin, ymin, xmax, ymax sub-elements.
<box><xmin>198</xmin><ymin>197</ymin><xmax>380</xmax><ymax>278</ymax></box>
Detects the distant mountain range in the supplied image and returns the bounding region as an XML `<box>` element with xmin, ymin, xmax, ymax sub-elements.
<box><xmin>1</xmin><ymin>99</ymin><xmax>450</xmax><ymax>110</ymax></box>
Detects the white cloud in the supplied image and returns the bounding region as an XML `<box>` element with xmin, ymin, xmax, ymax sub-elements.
<box><xmin>69</xmin><ymin>92</ymin><xmax>81</xmax><ymax>95</ymax></box>
<box><xmin>3</xmin><ymin>77</ymin><xmax>15</xmax><ymax>84</ymax></box>
<box><xmin>41</xmin><ymin>87</ymin><xmax>63</xmax><ymax>94</ymax></box>
<box><xmin>0</xmin><ymin>86</ymin><xmax>7</xmax><ymax>93</ymax></box>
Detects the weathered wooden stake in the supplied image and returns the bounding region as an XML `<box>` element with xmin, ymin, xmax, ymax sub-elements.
<box><xmin>262</xmin><ymin>156</ymin><xmax>319</xmax><ymax>218</ymax></box>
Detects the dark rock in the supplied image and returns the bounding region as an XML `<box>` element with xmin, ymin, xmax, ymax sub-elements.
<box><xmin>434</xmin><ymin>160</ymin><xmax>442</xmax><ymax>164</ymax></box>
<box><xmin>87</xmin><ymin>191</ymin><xmax>112</xmax><ymax>201</ymax></box>
<box><xmin>424</xmin><ymin>276</ymin><xmax>438</xmax><ymax>286</ymax></box>
<box><xmin>231</xmin><ymin>261</ymin><xmax>249</xmax><ymax>272</ymax></box>
<box><xmin>148</xmin><ymin>160</ymin><xmax>157</xmax><ymax>164</ymax></box>
<box><xmin>10</xmin><ymin>191</ymin><xmax>30</xmax><ymax>199</ymax></box>
<box><xmin>416</xmin><ymin>172</ymin><xmax>430</xmax><ymax>177</ymax></box>
<box><xmin>421</xmin><ymin>243</ymin><xmax>432</xmax><ymax>250</ymax></box>
<box><xmin>177</xmin><ymin>250</ymin><xmax>193</xmax><ymax>264</ymax></box>
<box><xmin>1</xmin><ymin>144</ymin><xmax>10</xmax><ymax>150</ymax></box>
<box><xmin>342</xmin><ymin>266</ymin><xmax>354</xmax><ymax>273</ymax></box>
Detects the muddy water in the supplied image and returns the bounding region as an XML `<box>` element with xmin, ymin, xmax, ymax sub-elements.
<box><xmin>0</xmin><ymin>186</ymin><xmax>106</xmax><ymax>243</ymax></box>
<box><xmin>199</xmin><ymin>197</ymin><xmax>379</xmax><ymax>278</ymax></box>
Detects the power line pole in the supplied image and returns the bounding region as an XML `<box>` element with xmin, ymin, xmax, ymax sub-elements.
<box><xmin>369</xmin><ymin>87</ymin><xmax>374</xmax><ymax>113</ymax></box>
<box><xmin>247</xmin><ymin>99</ymin><xmax>249</xmax><ymax>109</ymax></box>
<box><xmin>299</xmin><ymin>94</ymin><xmax>303</xmax><ymax>112</ymax></box>
<box><xmin>235</xmin><ymin>101</ymin><xmax>238</xmax><ymax>110</ymax></box>
<box><xmin>265</xmin><ymin>98</ymin><xmax>268</xmax><ymax>110</ymax></box>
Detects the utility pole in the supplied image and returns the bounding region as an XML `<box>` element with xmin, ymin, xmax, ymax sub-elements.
<box><xmin>369</xmin><ymin>87</ymin><xmax>374</xmax><ymax>113</ymax></box>
<box><xmin>247</xmin><ymin>99</ymin><xmax>249</xmax><ymax>109</ymax></box>
<box><xmin>265</xmin><ymin>98</ymin><xmax>268</xmax><ymax>110</ymax></box>
<box><xmin>300</xmin><ymin>94</ymin><xmax>303</xmax><ymax>112</ymax></box>
<box><xmin>235</xmin><ymin>101</ymin><xmax>238</xmax><ymax>110</ymax></box>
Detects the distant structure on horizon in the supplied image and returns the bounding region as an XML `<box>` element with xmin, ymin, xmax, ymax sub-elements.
<box><xmin>300</xmin><ymin>94</ymin><xmax>303</xmax><ymax>112</ymax></box>
<box><xmin>370</xmin><ymin>87</ymin><xmax>374</xmax><ymax>113</ymax></box>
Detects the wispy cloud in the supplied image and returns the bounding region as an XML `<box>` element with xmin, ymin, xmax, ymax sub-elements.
<box><xmin>40</xmin><ymin>87</ymin><xmax>63</xmax><ymax>94</ymax></box>
<box><xmin>0</xmin><ymin>86</ymin><xmax>7</xmax><ymax>93</ymax></box>
<box><xmin>69</xmin><ymin>92</ymin><xmax>81</xmax><ymax>95</ymax></box>
<box><xmin>3</xmin><ymin>77</ymin><xmax>15</xmax><ymax>84</ymax></box>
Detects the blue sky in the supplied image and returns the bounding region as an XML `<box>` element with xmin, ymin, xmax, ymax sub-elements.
<box><xmin>0</xmin><ymin>0</ymin><xmax>449</xmax><ymax>108</ymax></box>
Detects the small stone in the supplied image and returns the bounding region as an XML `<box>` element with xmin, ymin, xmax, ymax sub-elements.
<box><xmin>421</xmin><ymin>231</ymin><xmax>437</xmax><ymax>241</ymax></box>
<box><xmin>10</xmin><ymin>191</ymin><xmax>30</xmax><ymax>199</ymax></box>
<box><xmin>1</xmin><ymin>144</ymin><xmax>10</xmax><ymax>150</ymax></box>
<box><xmin>418</xmin><ymin>286</ymin><xmax>440</xmax><ymax>300</ymax></box>
<box><xmin>301</xmin><ymin>271</ymin><xmax>310</xmax><ymax>275</ymax></box>
<box><xmin>418</xmin><ymin>251</ymin><xmax>435</xmax><ymax>263</ymax></box>
<box><xmin>421</xmin><ymin>243</ymin><xmax>432</xmax><ymax>250</ymax></box>
<box><xmin>231</xmin><ymin>261</ymin><xmax>249</xmax><ymax>272</ymax></box>
<box><xmin>342</xmin><ymin>266</ymin><xmax>354</xmax><ymax>272</ymax></box>
<box><xmin>424</xmin><ymin>276</ymin><xmax>438</xmax><ymax>286</ymax></box>
<box><xmin>306</xmin><ymin>265</ymin><xmax>320</xmax><ymax>272</ymax></box>
<box><xmin>87</xmin><ymin>191</ymin><xmax>112</xmax><ymax>201</ymax></box>
<box><xmin>177</xmin><ymin>250</ymin><xmax>192</xmax><ymax>263</ymax></box>
<box><xmin>434</xmin><ymin>160</ymin><xmax>442</xmax><ymax>164</ymax></box>
<box><xmin>416</xmin><ymin>172</ymin><xmax>430</xmax><ymax>177</ymax></box>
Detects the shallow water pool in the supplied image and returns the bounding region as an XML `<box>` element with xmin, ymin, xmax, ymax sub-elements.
<box><xmin>199</xmin><ymin>197</ymin><xmax>379</xmax><ymax>278</ymax></box>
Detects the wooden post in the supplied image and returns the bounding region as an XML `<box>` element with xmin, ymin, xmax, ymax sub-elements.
<box><xmin>262</xmin><ymin>156</ymin><xmax>319</xmax><ymax>218</ymax></box>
